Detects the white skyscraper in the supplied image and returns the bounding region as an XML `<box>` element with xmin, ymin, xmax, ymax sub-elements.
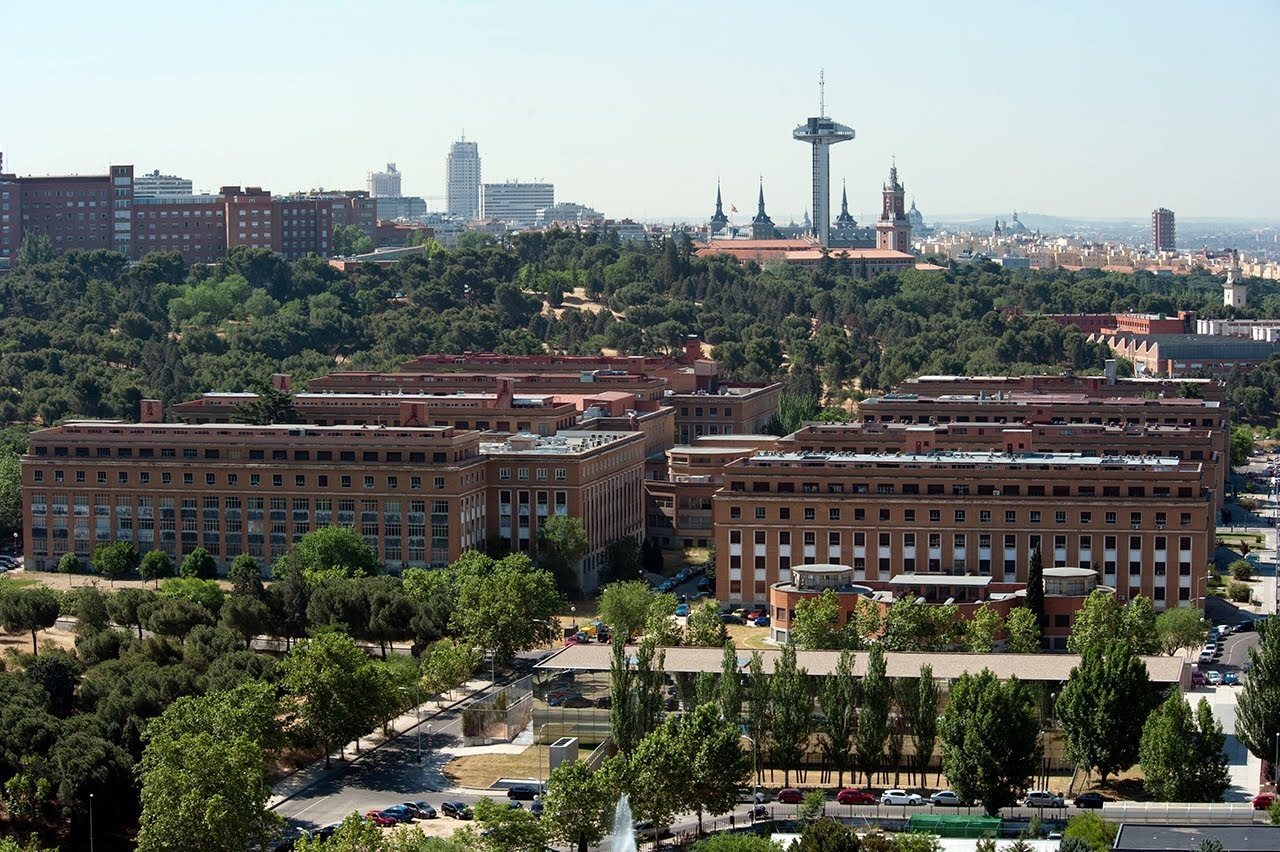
<box><xmin>481</xmin><ymin>182</ymin><xmax>554</xmax><ymax>228</ymax></box>
<box><xmin>446</xmin><ymin>138</ymin><xmax>481</xmax><ymax>220</ymax></box>
<box><xmin>367</xmin><ymin>163</ymin><xmax>402</xmax><ymax>198</ymax></box>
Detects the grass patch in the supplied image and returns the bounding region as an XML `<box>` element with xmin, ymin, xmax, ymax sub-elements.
<box><xmin>443</xmin><ymin>745</ymin><xmax>550</xmax><ymax>790</ymax></box>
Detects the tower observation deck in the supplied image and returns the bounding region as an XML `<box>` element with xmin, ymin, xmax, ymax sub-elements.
<box><xmin>794</xmin><ymin>114</ymin><xmax>854</xmax><ymax>247</ymax></box>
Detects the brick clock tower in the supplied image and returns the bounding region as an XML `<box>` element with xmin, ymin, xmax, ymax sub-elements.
<box><xmin>875</xmin><ymin>161</ymin><xmax>913</xmax><ymax>253</ymax></box>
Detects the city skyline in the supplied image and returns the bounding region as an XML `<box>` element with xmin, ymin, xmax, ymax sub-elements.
<box><xmin>3</xmin><ymin>0</ymin><xmax>1277</xmax><ymax>222</ymax></box>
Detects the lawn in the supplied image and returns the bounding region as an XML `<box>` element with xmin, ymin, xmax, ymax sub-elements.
<box><xmin>443</xmin><ymin>744</ymin><xmax>550</xmax><ymax>790</ymax></box>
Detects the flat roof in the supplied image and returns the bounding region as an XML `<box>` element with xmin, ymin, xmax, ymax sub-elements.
<box><xmin>537</xmin><ymin>645</ymin><xmax>1186</xmax><ymax>684</ymax></box>
<box><xmin>864</xmin><ymin>393</ymin><xmax>1220</xmax><ymax>408</ymax></box>
<box><xmin>479</xmin><ymin>430</ymin><xmax>638</xmax><ymax>455</ymax></box>
<box><xmin>886</xmin><ymin>573</ymin><xmax>994</xmax><ymax>587</ymax></box>
<box><xmin>746</xmin><ymin>450</ymin><xmax>1184</xmax><ymax>468</ymax></box>
<box><xmin>1114</xmin><ymin>824</ymin><xmax>1280</xmax><ymax>851</ymax></box>
<box><xmin>49</xmin><ymin>420</ymin><xmax>459</xmax><ymax>436</ymax></box>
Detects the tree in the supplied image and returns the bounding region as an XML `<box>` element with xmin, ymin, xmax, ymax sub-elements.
<box><xmin>93</xmin><ymin>541</ymin><xmax>139</xmax><ymax>585</ymax></box>
<box><xmin>965</xmin><ymin>602</ymin><xmax>1004</xmax><ymax>653</ymax></box>
<box><xmin>597</xmin><ymin>580</ymin><xmax>653</xmax><ymax>641</ymax></box>
<box><xmin>0</xmin><ymin>586</ymin><xmax>62</xmax><ymax>654</ymax></box>
<box><xmin>1026</xmin><ymin>546</ymin><xmax>1045</xmax><ymax>629</ymax></box>
<box><xmin>1155</xmin><ymin>606</ymin><xmax>1209</xmax><ymax>656</ymax></box>
<box><xmin>1229</xmin><ymin>559</ymin><xmax>1254</xmax><ymax>581</ymax></box>
<box><xmin>332</xmin><ymin>223</ymin><xmax>373</xmax><ymax>257</ymax></box>
<box><xmin>420</xmin><ymin>638</ymin><xmax>479</xmax><ymax>700</ymax></box>
<box><xmin>541</xmin><ymin>759</ymin><xmax>613</xmax><ymax>852</ymax></box>
<box><xmin>940</xmin><ymin>669</ymin><xmax>1043</xmax><ymax>815</ymax></box>
<box><xmin>1005</xmin><ymin>607</ymin><xmax>1042</xmax><ymax>653</ymax></box>
<box><xmin>746</xmin><ymin>652</ymin><xmax>769</xmax><ymax>784</ymax></box>
<box><xmin>1121</xmin><ymin>596</ymin><xmax>1160</xmax><ymax>655</ymax></box>
<box><xmin>629</xmin><ymin>719</ymin><xmax>690</xmax><ymax>837</ymax></box>
<box><xmin>644</xmin><ymin>592</ymin><xmax>682</xmax><ymax>646</ymax></box>
<box><xmin>537</xmin><ymin>514</ymin><xmax>589</xmax><ymax>594</ymax></box>
<box><xmin>609</xmin><ymin>639</ymin><xmax>640</xmax><ymax>754</ymax></box>
<box><xmin>770</xmin><ymin>644</ymin><xmax>813</xmax><ymax>787</ymax></box>
<box><xmin>284</xmin><ymin>525</ymin><xmax>381</xmax><ymax>584</ymax></box>
<box><xmin>450</xmin><ymin>553</ymin><xmax>564</xmax><ymax>668</ymax></box>
<box><xmin>685</xmin><ymin>599</ymin><xmax>727</xmax><ymax>647</ymax></box>
<box><xmin>1066</xmin><ymin>591</ymin><xmax>1122</xmax><ymax>655</ymax></box>
<box><xmin>1140</xmin><ymin>693</ymin><xmax>1230</xmax><ymax>801</ymax></box>
<box><xmin>1198</xmin><ymin>840</ymin><xmax>1226</xmax><ymax>852</ymax></box>
<box><xmin>228</xmin><ymin>553</ymin><xmax>265</xmax><ymax>598</ymax></box>
<box><xmin>139</xmin><ymin>550</ymin><xmax>174</xmax><ymax>587</ymax></box>
<box><xmin>220</xmin><ymin>595</ymin><xmax>271</xmax><ymax>650</ymax></box>
<box><xmin>70</xmin><ymin>585</ymin><xmax>111</xmax><ymax>633</ymax></box>
<box><xmin>720</xmin><ymin>641</ymin><xmax>743</xmax><ymax>725</ymax></box>
<box><xmin>0</xmin><ymin>454</ymin><xmax>19</xmax><ymax>542</ymax></box>
<box><xmin>175</xmin><ymin>547</ymin><xmax>217</xmax><ymax>580</ymax></box>
<box><xmin>231</xmin><ymin>380</ymin><xmax>302</xmax><ymax>427</ymax></box>
<box><xmin>797</xmin><ymin>818</ymin><xmax>859</xmax><ymax>852</ymax></box>
<box><xmin>881</xmin><ymin>597</ymin><xmax>957</xmax><ymax>652</ymax></box>
<box><xmin>683</xmin><ymin>704</ymin><xmax>753</xmax><ymax>833</ymax></box>
<box><xmin>465</xmin><ymin>797</ymin><xmax>548</xmax><ymax>852</ymax></box>
<box><xmin>910</xmin><ymin>665</ymin><xmax>939</xmax><ymax>788</ymax></box>
<box><xmin>106</xmin><ymin>587</ymin><xmax>153</xmax><ymax>638</ymax></box>
<box><xmin>1056</xmin><ymin>640</ymin><xmax>1158</xmax><ymax>783</ymax></box>
<box><xmin>57</xmin><ymin>551</ymin><xmax>82</xmax><ymax>578</ymax></box>
<box><xmin>16</xmin><ymin>233</ymin><xmax>55</xmax><ymax>267</ymax></box>
<box><xmin>364</xmin><ymin>579</ymin><xmax>415</xmax><ymax>658</ymax></box>
<box><xmin>142</xmin><ymin>597</ymin><xmax>214</xmax><ymax>639</ymax></box>
<box><xmin>856</xmin><ymin>643</ymin><xmax>891</xmax><ymax>787</ymax></box>
<box><xmin>692</xmin><ymin>835</ymin><xmax>781</xmax><ymax>852</ymax></box>
<box><xmin>817</xmin><ymin>649</ymin><xmax>857</xmax><ymax>787</ymax></box>
<box><xmin>1229</xmin><ymin>424</ymin><xmax>1255</xmax><ymax>468</ymax></box>
<box><xmin>1063</xmin><ymin>812</ymin><xmax>1119</xmax><ymax>852</ymax></box>
<box><xmin>601</xmin><ymin>536</ymin><xmax>643</xmax><ymax>585</ymax></box>
<box><xmin>280</xmin><ymin>632</ymin><xmax>385</xmax><ymax>768</ymax></box>
<box><xmin>1234</xmin><ymin>617</ymin><xmax>1280</xmax><ymax>778</ymax></box>
<box><xmin>137</xmin><ymin>685</ymin><xmax>282</xmax><ymax>852</ymax></box>
<box><xmin>159</xmin><ymin>576</ymin><xmax>225</xmax><ymax>616</ymax></box>
<box><xmin>634</xmin><ymin>637</ymin><xmax>667</xmax><ymax>741</ymax></box>
<box><xmin>791</xmin><ymin>588</ymin><xmax>844</xmax><ymax>650</ymax></box>
<box><xmin>23</xmin><ymin>653</ymin><xmax>80</xmax><ymax>717</ymax></box>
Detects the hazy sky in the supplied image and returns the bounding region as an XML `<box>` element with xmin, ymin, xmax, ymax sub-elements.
<box><xmin>4</xmin><ymin>0</ymin><xmax>1277</xmax><ymax>223</ymax></box>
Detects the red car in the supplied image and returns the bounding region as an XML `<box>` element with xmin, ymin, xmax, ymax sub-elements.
<box><xmin>365</xmin><ymin>810</ymin><xmax>396</xmax><ymax>827</ymax></box>
<box><xmin>777</xmin><ymin>788</ymin><xmax>805</xmax><ymax>804</ymax></box>
<box><xmin>836</xmin><ymin>788</ymin><xmax>876</xmax><ymax>805</ymax></box>
<box><xmin>747</xmin><ymin>609</ymin><xmax>767</xmax><ymax>623</ymax></box>
<box><xmin>1191</xmin><ymin>671</ymin><xmax>1207</xmax><ymax>686</ymax></box>
<box><xmin>1255</xmin><ymin>793</ymin><xmax>1276</xmax><ymax>810</ymax></box>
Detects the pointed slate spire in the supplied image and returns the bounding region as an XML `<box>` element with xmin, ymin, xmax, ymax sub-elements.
<box><xmin>710</xmin><ymin>180</ymin><xmax>729</xmax><ymax>230</ymax></box>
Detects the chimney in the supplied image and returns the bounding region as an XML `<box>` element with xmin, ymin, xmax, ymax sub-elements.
<box><xmin>139</xmin><ymin>399</ymin><xmax>164</xmax><ymax>423</ymax></box>
<box><xmin>271</xmin><ymin>373</ymin><xmax>293</xmax><ymax>392</ymax></box>
<box><xmin>496</xmin><ymin>377</ymin><xmax>515</xmax><ymax>408</ymax></box>
<box><xmin>1104</xmin><ymin>359</ymin><xmax>1117</xmax><ymax>385</ymax></box>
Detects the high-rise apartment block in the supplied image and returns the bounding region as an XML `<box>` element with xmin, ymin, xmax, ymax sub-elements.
<box><xmin>0</xmin><ymin>154</ymin><xmax>376</xmax><ymax>266</ymax></box>
<box><xmin>367</xmin><ymin>163</ymin><xmax>402</xmax><ymax>198</ymax></box>
<box><xmin>482</xmin><ymin>182</ymin><xmax>554</xmax><ymax>228</ymax></box>
<box><xmin>1152</xmin><ymin>207</ymin><xmax>1176</xmax><ymax>252</ymax></box>
<box><xmin>446</xmin><ymin>138</ymin><xmax>481</xmax><ymax>220</ymax></box>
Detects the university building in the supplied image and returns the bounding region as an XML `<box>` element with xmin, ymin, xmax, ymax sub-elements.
<box><xmin>712</xmin><ymin>450</ymin><xmax>1213</xmax><ymax>612</ymax></box>
<box><xmin>22</xmin><ymin>417</ymin><xmax>644</xmax><ymax>592</ymax></box>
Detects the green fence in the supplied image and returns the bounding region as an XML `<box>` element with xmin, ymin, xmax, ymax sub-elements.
<box><xmin>907</xmin><ymin>814</ymin><xmax>1001</xmax><ymax>838</ymax></box>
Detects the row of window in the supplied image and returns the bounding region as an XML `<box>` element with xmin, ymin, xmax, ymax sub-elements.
<box><xmin>33</xmin><ymin>469</ymin><xmax>451</xmax><ymax>490</ymax></box>
<box><xmin>728</xmin><ymin>481</ymin><xmax>1194</xmax><ymax>498</ymax></box>
<box><xmin>727</xmin><ymin>504</ymin><xmax>1196</xmax><ymax>527</ymax></box>
<box><xmin>36</xmin><ymin>446</ymin><xmax>458</xmax><ymax>463</ymax></box>
<box><xmin>729</xmin><ymin>527</ymin><xmax>1196</xmax><ymax>554</ymax></box>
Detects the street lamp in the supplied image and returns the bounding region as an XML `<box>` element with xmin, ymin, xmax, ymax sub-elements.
<box><xmin>398</xmin><ymin>685</ymin><xmax>422</xmax><ymax>764</ymax></box>
<box><xmin>89</xmin><ymin>792</ymin><xmax>95</xmax><ymax>852</ymax></box>
<box><xmin>740</xmin><ymin>734</ymin><xmax>760</xmax><ymax>813</ymax></box>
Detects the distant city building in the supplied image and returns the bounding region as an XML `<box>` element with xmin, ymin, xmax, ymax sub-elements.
<box><xmin>535</xmin><ymin>201</ymin><xmax>601</xmax><ymax>227</ymax></box>
<box><xmin>1152</xmin><ymin>207</ymin><xmax>1176</xmax><ymax>252</ymax></box>
<box><xmin>376</xmin><ymin>197</ymin><xmax>428</xmax><ymax>220</ymax></box>
<box><xmin>906</xmin><ymin>198</ymin><xmax>924</xmax><ymax>232</ymax></box>
<box><xmin>829</xmin><ymin>180</ymin><xmax>875</xmax><ymax>248</ymax></box>
<box><xmin>749</xmin><ymin>182</ymin><xmax>777</xmax><ymax>240</ymax></box>
<box><xmin>446</xmin><ymin>138</ymin><xmax>481</xmax><ymax>220</ymax></box>
<box><xmin>133</xmin><ymin>170</ymin><xmax>193</xmax><ymax>197</ymax></box>
<box><xmin>482</xmin><ymin>181</ymin><xmax>554</xmax><ymax>228</ymax></box>
<box><xmin>367</xmin><ymin>163</ymin><xmax>402</xmax><ymax>198</ymax></box>
<box><xmin>1223</xmin><ymin>251</ymin><xmax>1247</xmax><ymax>308</ymax></box>
<box><xmin>709</xmin><ymin>182</ymin><xmax>730</xmax><ymax>235</ymax></box>
<box><xmin>875</xmin><ymin>162</ymin><xmax>912</xmax><ymax>253</ymax></box>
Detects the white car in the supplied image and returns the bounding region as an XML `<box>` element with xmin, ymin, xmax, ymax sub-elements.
<box><xmin>930</xmin><ymin>790</ymin><xmax>965</xmax><ymax>807</ymax></box>
<box><xmin>1024</xmin><ymin>790</ymin><xmax>1064</xmax><ymax>808</ymax></box>
<box><xmin>1206</xmin><ymin>670</ymin><xmax>1223</xmax><ymax>685</ymax></box>
<box><xmin>881</xmin><ymin>789</ymin><xmax>924</xmax><ymax>806</ymax></box>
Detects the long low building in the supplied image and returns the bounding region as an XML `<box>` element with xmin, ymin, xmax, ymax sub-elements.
<box><xmin>713</xmin><ymin>450</ymin><xmax>1213</xmax><ymax>611</ymax></box>
<box><xmin>22</xmin><ymin>421</ymin><xmax>644</xmax><ymax>592</ymax></box>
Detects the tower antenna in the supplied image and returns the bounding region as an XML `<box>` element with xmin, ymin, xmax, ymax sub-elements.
<box><xmin>819</xmin><ymin>69</ymin><xmax>826</xmax><ymax>118</ymax></box>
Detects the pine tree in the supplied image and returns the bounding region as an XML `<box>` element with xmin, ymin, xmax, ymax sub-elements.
<box><xmin>1026</xmin><ymin>546</ymin><xmax>1045</xmax><ymax>629</ymax></box>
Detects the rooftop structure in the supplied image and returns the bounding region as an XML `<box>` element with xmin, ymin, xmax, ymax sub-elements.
<box><xmin>367</xmin><ymin>163</ymin><xmax>402</xmax><ymax>198</ymax></box>
<box><xmin>132</xmin><ymin>170</ymin><xmax>193</xmax><ymax>197</ymax></box>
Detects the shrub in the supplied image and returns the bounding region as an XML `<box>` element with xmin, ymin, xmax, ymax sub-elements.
<box><xmin>1227</xmin><ymin>581</ymin><xmax>1252</xmax><ymax>604</ymax></box>
<box><xmin>1229</xmin><ymin>560</ymin><xmax>1253</xmax><ymax>582</ymax></box>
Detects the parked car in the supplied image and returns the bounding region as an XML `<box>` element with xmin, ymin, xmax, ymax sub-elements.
<box><xmin>381</xmin><ymin>805</ymin><xmax>414</xmax><ymax>822</ymax></box>
<box><xmin>836</xmin><ymin>788</ymin><xmax>876</xmax><ymax>805</ymax></box>
<box><xmin>1197</xmin><ymin>650</ymin><xmax>1214</xmax><ymax>665</ymax></box>
<box><xmin>1191</xmin><ymin>670</ymin><xmax>1207</xmax><ymax>686</ymax></box>
<box><xmin>365</xmin><ymin>811</ymin><xmax>397</xmax><ymax>827</ymax></box>
<box><xmin>930</xmin><ymin>791</ymin><xmax>966</xmax><ymax>807</ymax></box>
<box><xmin>507</xmin><ymin>785</ymin><xmax>539</xmax><ymax>801</ymax></box>
<box><xmin>881</xmin><ymin>790</ymin><xmax>924</xmax><ymax>806</ymax></box>
<box><xmin>754</xmin><ymin>615</ymin><xmax>771</xmax><ymax>628</ymax></box>
<box><xmin>746</xmin><ymin>608</ymin><xmax>766</xmax><ymax>623</ymax></box>
<box><xmin>675</xmin><ymin>604</ymin><xmax>690</xmax><ymax>617</ymax></box>
<box><xmin>776</xmin><ymin>788</ymin><xmax>805</xmax><ymax>804</ymax></box>
<box><xmin>1254</xmin><ymin>793</ymin><xmax>1276</xmax><ymax>810</ymax></box>
<box><xmin>1074</xmin><ymin>792</ymin><xmax>1107</xmax><ymax>809</ymax></box>
<box><xmin>1206</xmin><ymin>670</ymin><xmax>1223</xmax><ymax>685</ymax></box>
<box><xmin>721</xmin><ymin>614</ymin><xmax>747</xmax><ymax>625</ymax></box>
<box><xmin>1224</xmin><ymin>671</ymin><xmax>1240</xmax><ymax>685</ymax></box>
<box><xmin>441</xmin><ymin>801</ymin><xmax>472</xmax><ymax>819</ymax></box>
<box><xmin>404</xmin><ymin>801</ymin><xmax>436</xmax><ymax>819</ymax></box>
<box><xmin>696</xmin><ymin>577</ymin><xmax>712</xmax><ymax>591</ymax></box>
<box><xmin>1024</xmin><ymin>791</ymin><xmax>1065</xmax><ymax>808</ymax></box>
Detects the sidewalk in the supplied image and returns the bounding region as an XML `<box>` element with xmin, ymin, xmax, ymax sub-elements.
<box><xmin>268</xmin><ymin>675</ymin><xmax>494</xmax><ymax>809</ymax></box>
